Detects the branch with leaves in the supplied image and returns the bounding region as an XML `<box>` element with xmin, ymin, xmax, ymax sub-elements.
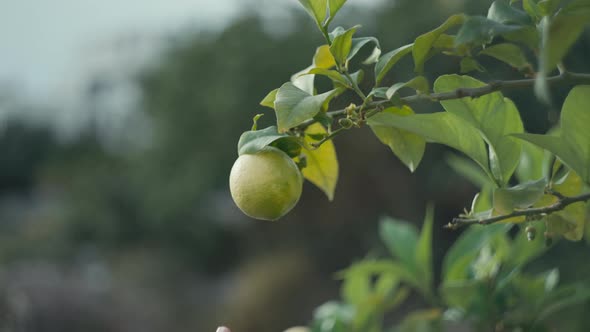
<box><xmin>447</xmin><ymin>192</ymin><xmax>590</xmax><ymax>229</ymax></box>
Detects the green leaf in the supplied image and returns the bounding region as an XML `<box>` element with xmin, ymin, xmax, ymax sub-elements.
<box><xmin>480</xmin><ymin>43</ymin><xmax>530</xmax><ymax>70</ymax></box>
<box><xmin>274</xmin><ymin>82</ymin><xmax>337</xmax><ymax>132</ymax></box>
<box><xmin>508</xmin><ymin>224</ymin><xmax>548</xmax><ymax>268</ymax></box>
<box><xmin>514</xmin><ymin>85</ymin><xmax>590</xmax><ymax>184</ymax></box>
<box><xmin>329</xmin><ymin>25</ymin><xmax>360</xmax><ymax>66</ymax></box>
<box><xmin>368</xmin><ymin>107</ymin><xmax>426</xmax><ymax>172</ymax></box>
<box><xmin>538</xmin><ymin>7</ymin><xmax>590</xmax><ymax>75</ymax></box>
<box><xmin>441</xmin><ymin>279</ymin><xmax>481</xmax><ymax>309</ymax></box>
<box><xmin>301</xmin><ymin>123</ymin><xmax>339</xmax><ymax>200</ymax></box>
<box><xmin>446</xmin><ymin>154</ymin><xmax>495</xmax><ymax>189</ymax></box>
<box><xmin>536</xmin><ymin>283</ymin><xmax>590</xmax><ymax>323</ymax></box>
<box><xmin>443</xmin><ymin>223</ymin><xmax>509</xmax><ymax>281</ymax></box>
<box><xmin>415</xmin><ymin>204</ymin><xmax>434</xmax><ymax>294</ymax></box>
<box><xmin>493</xmin><ymin>178</ymin><xmax>548</xmax><ymax>214</ymax></box>
<box><xmin>237</xmin><ymin>126</ymin><xmax>300</xmax><ymax>156</ymax></box>
<box><xmin>434</xmin><ymin>75</ymin><xmax>524</xmax><ymax>185</ymax></box>
<box><xmin>523</xmin><ymin>0</ymin><xmax>542</xmax><ymax>21</ymax></box>
<box><xmin>348</xmin><ymin>37</ymin><xmax>381</xmax><ymax>64</ymax></box>
<box><xmin>459</xmin><ymin>57</ymin><xmax>485</xmax><ymax>74</ymax></box>
<box><xmin>374</xmin><ymin>44</ymin><xmax>413</xmax><ymax>85</ymax></box>
<box><xmin>298</xmin><ymin>0</ymin><xmax>328</xmax><ymax>29</ymax></box>
<box><xmin>307</xmin><ymin>68</ymin><xmax>348</xmax><ymax>85</ymax></box>
<box><xmin>515</xmin><ymin>141</ymin><xmax>549</xmax><ymax>183</ymax></box>
<box><xmin>385</xmin><ymin>76</ymin><xmax>429</xmax><ymax>100</ymax></box>
<box><xmin>328</xmin><ymin>0</ymin><xmax>347</xmax><ymax>20</ymax></box>
<box><xmin>367</xmin><ymin>111</ymin><xmax>490</xmax><ymax>176</ymax></box>
<box><xmin>313</xmin><ymin>44</ymin><xmax>337</xmax><ymax>68</ymax></box>
<box><xmin>455</xmin><ymin>16</ymin><xmax>524</xmax><ymax>46</ymax></box>
<box><xmin>379</xmin><ymin>216</ymin><xmax>419</xmax><ymax>274</ymax></box>
<box><xmin>413</xmin><ymin>14</ymin><xmax>465</xmax><ymax>73</ymax></box>
<box><xmin>260</xmin><ymin>89</ymin><xmax>279</xmax><ymax>109</ymax></box>
<box><xmin>487</xmin><ymin>1</ymin><xmax>532</xmax><ymax>25</ymax></box>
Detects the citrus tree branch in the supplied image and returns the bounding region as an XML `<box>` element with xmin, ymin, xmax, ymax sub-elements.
<box><xmin>296</xmin><ymin>71</ymin><xmax>590</xmax><ymax>130</ymax></box>
<box><xmin>445</xmin><ymin>192</ymin><xmax>590</xmax><ymax>230</ymax></box>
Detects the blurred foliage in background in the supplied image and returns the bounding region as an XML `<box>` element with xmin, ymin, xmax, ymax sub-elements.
<box><xmin>0</xmin><ymin>0</ymin><xmax>589</xmax><ymax>331</ymax></box>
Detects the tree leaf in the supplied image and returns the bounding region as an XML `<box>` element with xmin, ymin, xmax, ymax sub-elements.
<box><xmin>313</xmin><ymin>44</ymin><xmax>337</xmax><ymax>68</ymax></box>
<box><xmin>368</xmin><ymin>106</ymin><xmax>425</xmax><ymax>172</ymax></box>
<box><xmin>274</xmin><ymin>82</ymin><xmax>337</xmax><ymax>132</ymax></box>
<box><xmin>538</xmin><ymin>6</ymin><xmax>590</xmax><ymax>75</ymax></box>
<box><xmin>260</xmin><ymin>88</ymin><xmax>279</xmax><ymax>109</ymax></box>
<box><xmin>329</xmin><ymin>25</ymin><xmax>360</xmax><ymax>66</ymax></box>
<box><xmin>492</xmin><ymin>178</ymin><xmax>548</xmax><ymax>214</ymax></box>
<box><xmin>480</xmin><ymin>43</ymin><xmax>530</xmax><ymax>70</ymax></box>
<box><xmin>297</xmin><ymin>0</ymin><xmax>328</xmax><ymax>29</ymax></box>
<box><xmin>385</xmin><ymin>76</ymin><xmax>429</xmax><ymax>100</ymax></box>
<box><xmin>487</xmin><ymin>0</ymin><xmax>532</xmax><ymax>25</ymax></box>
<box><xmin>443</xmin><ymin>223</ymin><xmax>509</xmax><ymax>281</ymax></box>
<box><xmin>367</xmin><ymin>111</ymin><xmax>490</xmax><ymax>177</ymax></box>
<box><xmin>301</xmin><ymin>123</ymin><xmax>339</xmax><ymax>200</ymax></box>
<box><xmin>459</xmin><ymin>57</ymin><xmax>485</xmax><ymax>74</ymax></box>
<box><xmin>328</xmin><ymin>0</ymin><xmax>347</xmax><ymax>20</ymax></box>
<box><xmin>446</xmin><ymin>154</ymin><xmax>495</xmax><ymax>189</ymax></box>
<box><xmin>455</xmin><ymin>16</ymin><xmax>524</xmax><ymax>46</ymax></box>
<box><xmin>237</xmin><ymin>126</ymin><xmax>299</xmax><ymax>156</ymax></box>
<box><xmin>413</xmin><ymin>14</ymin><xmax>465</xmax><ymax>73</ymax></box>
<box><xmin>379</xmin><ymin>216</ymin><xmax>419</xmax><ymax>275</ymax></box>
<box><xmin>515</xmin><ymin>141</ymin><xmax>549</xmax><ymax>183</ymax></box>
<box><xmin>374</xmin><ymin>43</ymin><xmax>413</xmax><ymax>85</ymax></box>
<box><xmin>348</xmin><ymin>37</ymin><xmax>381</xmax><ymax>64</ymax></box>
<box><xmin>434</xmin><ymin>75</ymin><xmax>524</xmax><ymax>185</ymax></box>
<box><xmin>415</xmin><ymin>204</ymin><xmax>434</xmax><ymax>294</ymax></box>
<box><xmin>514</xmin><ymin>85</ymin><xmax>590</xmax><ymax>184</ymax></box>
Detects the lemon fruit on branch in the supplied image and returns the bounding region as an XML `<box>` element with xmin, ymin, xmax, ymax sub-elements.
<box><xmin>229</xmin><ymin>147</ymin><xmax>303</xmax><ymax>221</ymax></box>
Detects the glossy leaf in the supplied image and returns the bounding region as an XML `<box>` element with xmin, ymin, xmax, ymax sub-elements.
<box><xmin>314</xmin><ymin>44</ymin><xmax>337</xmax><ymax>68</ymax></box>
<box><xmin>374</xmin><ymin>44</ymin><xmax>413</xmax><ymax>85</ymax></box>
<box><xmin>237</xmin><ymin>126</ymin><xmax>299</xmax><ymax>156</ymax></box>
<box><xmin>274</xmin><ymin>82</ymin><xmax>337</xmax><ymax>132</ymax></box>
<box><xmin>446</xmin><ymin>154</ymin><xmax>495</xmax><ymax>189</ymax></box>
<box><xmin>328</xmin><ymin>0</ymin><xmax>347</xmax><ymax>20</ymax></box>
<box><xmin>480</xmin><ymin>43</ymin><xmax>530</xmax><ymax>70</ymax></box>
<box><xmin>413</xmin><ymin>14</ymin><xmax>465</xmax><ymax>73</ymax></box>
<box><xmin>298</xmin><ymin>0</ymin><xmax>328</xmax><ymax>28</ymax></box>
<box><xmin>514</xmin><ymin>85</ymin><xmax>590</xmax><ymax>184</ymax></box>
<box><xmin>435</xmin><ymin>75</ymin><xmax>524</xmax><ymax>185</ymax></box>
<box><xmin>368</xmin><ymin>111</ymin><xmax>490</xmax><ymax>176</ymax></box>
<box><xmin>301</xmin><ymin>123</ymin><xmax>339</xmax><ymax>200</ymax></box>
<box><xmin>330</xmin><ymin>25</ymin><xmax>360</xmax><ymax>66</ymax></box>
<box><xmin>368</xmin><ymin>107</ymin><xmax>426</xmax><ymax>172</ymax></box>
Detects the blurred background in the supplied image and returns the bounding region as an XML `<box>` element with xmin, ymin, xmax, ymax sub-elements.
<box><xmin>0</xmin><ymin>0</ymin><xmax>589</xmax><ymax>331</ymax></box>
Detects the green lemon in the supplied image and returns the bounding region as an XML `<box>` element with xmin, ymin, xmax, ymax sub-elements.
<box><xmin>229</xmin><ymin>147</ymin><xmax>303</xmax><ymax>221</ymax></box>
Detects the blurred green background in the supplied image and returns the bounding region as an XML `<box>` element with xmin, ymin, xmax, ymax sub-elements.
<box><xmin>0</xmin><ymin>1</ymin><xmax>589</xmax><ymax>331</ymax></box>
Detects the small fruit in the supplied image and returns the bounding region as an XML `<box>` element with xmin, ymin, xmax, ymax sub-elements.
<box><xmin>229</xmin><ymin>147</ymin><xmax>303</xmax><ymax>221</ymax></box>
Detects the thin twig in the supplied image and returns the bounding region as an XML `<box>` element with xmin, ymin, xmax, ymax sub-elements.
<box><xmin>445</xmin><ymin>192</ymin><xmax>590</xmax><ymax>230</ymax></box>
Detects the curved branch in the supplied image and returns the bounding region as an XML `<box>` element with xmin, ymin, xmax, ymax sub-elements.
<box><xmin>445</xmin><ymin>192</ymin><xmax>590</xmax><ymax>230</ymax></box>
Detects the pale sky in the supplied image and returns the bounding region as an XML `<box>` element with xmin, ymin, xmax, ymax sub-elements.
<box><xmin>0</xmin><ymin>0</ymin><xmax>385</xmax><ymax>101</ymax></box>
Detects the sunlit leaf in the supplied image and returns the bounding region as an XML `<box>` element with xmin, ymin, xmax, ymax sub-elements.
<box><xmin>301</xmin><ymin>123</ymin><xmax>339</xmax><ymax>200</ymax></box>
<box><xmin>274</xmin><ymin>83</ymin><xmax>337</xmax><ymax>132</ymax></box>
<box><xmin>480</xmin><ymin>43</ymin><xmax>530</xmax><ymax>70</ymax></box>
<box><xmin>435</xmin><ymin>75</ymin><xmax>524</xmax><ymax>185</ymax></box>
